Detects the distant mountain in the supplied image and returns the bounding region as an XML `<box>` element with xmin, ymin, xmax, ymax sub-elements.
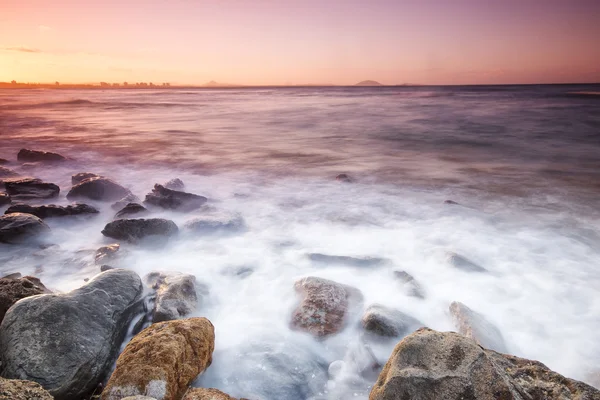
<box><xmin>355</xmin><ymin>80</ymin><xmax>383</xmax><ymax>86</ymax></box>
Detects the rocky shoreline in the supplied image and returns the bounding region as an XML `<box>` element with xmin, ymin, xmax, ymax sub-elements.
<box><xmin>1</xmin><ymin>149</ymin><xmax>599</xmax><ymax>400</ymax></box>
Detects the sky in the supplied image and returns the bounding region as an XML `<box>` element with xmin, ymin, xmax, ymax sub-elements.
<box><xmin>1</xmin><ymin>0</ymin><xmax>599</xmax><ymax>85</ymax></box>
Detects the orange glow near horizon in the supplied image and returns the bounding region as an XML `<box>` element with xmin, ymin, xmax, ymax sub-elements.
<box><xmin>1</xmin><ymin>0</ymin><xmax>599</xmax><ymax>86</ymax></box>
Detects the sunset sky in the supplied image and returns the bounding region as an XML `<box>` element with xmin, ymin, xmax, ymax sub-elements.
<box><xmin>1</xmin><ymin>0</ymin><xmax>599</xmax><ymax>86</ymax></box>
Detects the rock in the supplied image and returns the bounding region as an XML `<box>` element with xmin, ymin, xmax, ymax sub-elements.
<box><xmin>0</xmin><ymin>158</ymin><xmax>8</xmax><ymax>164</ymax></box>
<box><xmin>95</xmin><ymin>243</ymin><xmax>120</xmax><ymax>265</ymax></box>
<box><xmin>0</xmin><ymin>275</ymin><xmax>50</xmax><ymax>324</ymax></box>
<box><xmin>362</xmin><ymin>304</ymin><xmax>423</xmax><ymax>338</ymax></box>
<box><xmin>115</xmin><ymin>203</ymin><xmax>149</xmax><ymax>219</ymax></box>
<box><xmin>368</xmin><ymin>328</ymin><xmax>600</xmax><ymax>400</ymax></box>
<box><xmin>145</xmin><ymin>272</ymin><xmax>199</xmax><ymax>322</ymax></box>
<box><xmin>112</xmin><ymin>193</ymin><xmax>142</xmax><ymax>211</ymax></box>
<box><xmin>183</xmin><ymin>213</ymin><xmax>245</xmax><ymax>236</ymax></box>
<box><xmin>446</xmin><ymin>251</ymin><xmax>487</xmax><ymax>272</ymax></box>
<box><xmin>4</xmin><ymin>178</ymin><xmax>60</xmax><ymax>200</ymax></box>
<box><xmin>101</xmin><ymin>265</ymin><xmax>115</xmax><ymax>272</ymax></box>
<box><xmin>336</xmin><ymin>173</ymin><xmax>353</xmax><ymax>182</ymax></box>
<box><xmin>164</xmin><ymin>178</ymin><xmax>185</xmax><ymax>191</ymax></box>
<box><xmin>0</xmin><ymin>269</ymin><xmax>144</xmax><ymax>400</ymax></box>
<box><xmin>449</xmin><ymin>301</ymin><xmax>508</xmax><ymax>353</ymax></box>
<box><xmin>144</xmin><ymin>184</ymin><xmax>207</xmax><ymax>211</ymax></box>
<box><xmin>0</xmin><ymin>213</ymin><xmax>50</xmax><ymax>243</ymax></box>
<box><xmin>102</xmin><ymin>218</ymin><xmax>179</xmax><ymax>243</ymax></box>
<box><xmin>0</xmin><ymin>377</ymin><xmax>53</xmax><ymax>400</ymax></box>
<box><xmin>1</xmin><ymin>272</ymin><xmax>22</xmax><ymax>279</ymax></box>
<box><xmin>291</xmin><ymin>276</ymin><xmax>363</xmax><ymax>337</ymax></box>
<box><xmin>71</xmin><ymin>172</ymin><xmax>100</xmax><ymax>185</ymax></box>
<box><xmin>0</xmin><ymin>192</ymin><xmax>10</xmax><ymax>206</ymax></box>
<box><xmin>5</xmin><ymin>203</ymin><xmax>99</xmax><ymax>219</ymax></box>
<box><xmin>67</xmin><ymin>177</ymin><xmax>131</xmax><ymax>202</ymax></box>
<box><xmin>121</xmin><ymin>397</ymin><xmax>158</xmax><ymax>400</ymax></box>
<box><xmin>101</xmin><ymin>317</ymin><xmax>215</xmax><ymax>400</ymax></box>
<box><xmin>220</xmin><ymin>265</ymin><xmax>254</xmax><ymax>279</ymax></box>
<box><xmin>17</xmin><ymin>148</ymin><xmax>67</xmax><ymax>162</ymax></box>
<box><xmin>182</xmin><ymin>388</ymin><xmax>237</xmax><ymax>400</ymax></box>
<box><xmin>308</xmin><ymin>253</ymin><xmax>386</xmax><ymax>268</ymax></box>
<box><xmin>444</xmin><ymin>199</ymin><xmax>460</xmax><ymax>205</ymax></box>
<box><xmin>393</xmin><ymin>270</ymin><xmax>425</xmax><ymax>299</ymax></box>
<box><xmin>0</xmin><ymin>166</ymin><xmax>19</xmax><ymax>178</ymax></box>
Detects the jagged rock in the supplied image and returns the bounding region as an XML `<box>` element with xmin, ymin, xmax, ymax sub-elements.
<box><xmin>336</xmin><ymin>173</ymin><xmax>353</xmax><ymax>182</ymax></box>
<box><xmin>5</xmin><ymin>203</ymin><xmax>99</xmax><ymax>219</ymax></box>
<box><xmin>0</xmin><ymin>166</ymin><xmax>19</xmax><ymax>178</ymax></box>
<box><xmin>446</xmin><ymin>251</ymin><xmax>487</xmax><ymax>272</ymax></box>
<box><xmin>291</xmin><ymin>277</ymin><xmax>363</xmax><ymax>337</ymax></box>
<box><xmin>362</xmin><ymin>304</ymin><xmax>423</xmax><ymax>337</ymax></box>
<box><xmin>449</xmin><ymin>301</ymin><xmax>508</xmax><ymax>353</ymax></box>
<box><xmin>184</xmin><ymin>213</ymin><xmax>245</xmax><ymax>236</ymax></box>
<box><xmin>17</xmin><ymin>148</ymin><xmax>66</xmax><ymax>162</ymax></box>
<box><xmin>164</xmin><ymin>178</ymin><xmax>184</xmax><ymax>191</ymax></box>
<box><xmin>115</xmin><ymin>203</ymin><xmax>149</xmax><ymax>219</ymax></box>
<box><xmin>0</xmin><ymin>275</ymin><xmax>50</xmax><ymax>324</ymax></box>
<box><xmin>71</xmin><ymin>172</ymin><xmax>100</xmax><ymax>185</ymax></box>
<box><xmin>145</xmin><ymin>272</ymin><xmax>199</xmax><ymax>322</ymax></box>
<box><xmin>369</xmin><ymin>328</ymin><xmax>600</xmax><ymax>400</ymax></box>
<box><xmin>101</xmin><ymin>219</ymin><xmax>178</xmax><ymax>243</ymax></box>
<box><xmin>67</xmin><ymin>177</ymin><xmax>131</xmax><ymax>202</ymax></box>
<box><xmin>0</xmin><ymin>377</ymin><xmax>53</xmax><ymax>400</ymax></box>
<box><xmin>0</xmin><ymin>192</ymin><xmax>10</xmax><ymax>206</ymax></box>
<box><xmin>182</xmin><ymin>388</ymin><xmax>238</xmax><ymax>400</ymax></box>
<box><xmin>4</xmin><ymin>178</ymin><xmax>60</xmax><ymax>200</ymax></box>
<box><xmin>112</xmin><ymin>193</ymin><xmax>142</xmax><ymax>211</ymax></box>
<box><xmin>0</xmin><ymin>212</ymin><xmax>50</xmax><ymax>243</ymax></box>
<box><xmin>308</xmin><ymin>253</ymin><xmax>386</xmax><ymax>267</ymax></box>
<box><xmin>0</xmin><ymin>269</ymin><xmax>144</xmax><ymax>400</ymax></box>
<box><xmin>101</xmin><ymin>318</ymin><xmax>215</xmax><ymax>400</ymax></box>
<box><xmin>393</xmin><ymin>270</ymin><xmax>425</xmax><ymax>299</ymax></box>
<box><xmin>95</xmin><ymin>243</ymin><xmax>120</xmax><ymax>265</ymax></box>
<box><xmin>144</xmin><ymin>184</ymin><xmax>207</xmax><ymax>211</ymax></box>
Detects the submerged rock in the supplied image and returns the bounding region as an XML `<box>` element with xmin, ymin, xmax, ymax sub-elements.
<box><xmin>291</xmin><ymin>276</ymin><xmax>363</xmax><ymax>337</ymax></box>
<box><xmin>102</xmin><ymin>317</ymin><xmax>215</xmax><ymax>400</ymax></box>
<box><xmin>0</xmin><ymin>377</ymin><xmax>53</xmax><ymax>400</ymax></box>
<box><xmin>4</xmin><ymin>178</ymin><xmax>60</xmax><ymax>200</ymax></box>
<box><xmin>164</xmin><ymin>178</ymin><xmax>185</xmax><ymax>191</ymax></box>
<box><xmin>95</xmin><ymin>243</ymin><xmax>121</xmax><ymax>265</ymax></box>
<box><xmin>111</xmin><ymin>193</ymin><xmax>142</xmax><ymax>210</ymax></box>
<box><xmin>0</xmin><ymin>166</ymin><xmax>19</xmax><ymax>178</ymax></box>
<box><xmin>0</xmin><ymin>192</ymin><xmax>10</xmax><ymax>206</ymax></box>
<box><xmin>393</xmin><ymin>270</ymin><xmax>425</xmax><ymax>299</ymax></box>
<box><xmin>362</xmin><ymin>304</ymin><xmax>423</xmax><ymax>338</ymax></box>
<box><xmin>144</xmin><ymin>184</ymin><xmax>207</xmax><ymax>211</ymax></box>
<box><xmin>182</xmin><ymin>388</ymin><xmax>238</xmax><ymax>400</ymax></box>
<box><xmin>184</xmin><ymin>213</ymin><xmax>246</xmax><ymax>236</ymax></box>
<box><xmin>0</xmin><ymin>212</ymin><xmax>50</xmax><ymax>243</ymax></box>
<box><xmin>369</xmin><ymin>328</ymin><xmax>600</xmax><ymax>400</ymax></box>
<box><xmin>0</xmin><ymin>275</ymin><xmax>50</xmax><ymax>324</ymax></box>
<box><xmin>145</xmin><ymin>272</ymin><xmax>199</xmax><ymax>322</ymax></box>
<box><xmin>308</xmin><ymin>253</ymin><xmax>386</xmax><ymax>268</ymax></box>
<box><xmin>446</xmin><ymin>251</ymin><xmax>487</xmax><ymax>272</ymax></box>
<box><xmin>101</xmin><ymin>218</ymin><xmax>178</xmax><ymax>243</ymax></box>
<box><xmin>17</xmin><ymin>148</ymin><xmax>66</xmax><ymax>162</ymax></box>
<box><xmin>0</xmin><ymin>269</ymin><xmax>144</xmax><ymax>400</ymax></box>
<box><xmin>71</xmin><ymin>172</ymin><xmax>100</xmax><ymax>185</ymax></box>
<box><xmin>336</xmin><ymin>173</ymin><xmax>353</xmax><ymax>182</ymax></box>
<box><xmin>114</xmin><ymin>203</ymin><xmax>149</xmax><ymax>219</ymax></box>
<box><xmin>449</xmin><ymin>301</ymin><xmax>508</xmax><ymax>353</ymax></box>
<box><xmin>444</xmin><ymin>199</ymin><xmax>460</xmax><ymax>205</ymax></box>
<box><xmin>67</xmin><ymin>177</ymin><xmax>131</xmax><ymax>202</ymax></box>
<box><xmin>5</xmin><ymin>203</ymin><xmax>99</xmax><ymax>219</ymax></box>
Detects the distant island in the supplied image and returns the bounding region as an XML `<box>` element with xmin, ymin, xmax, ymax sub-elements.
<box><xmin>355</xmin><ymin>80</ymin><xmax>383</xmax><ymax>86</ymax></box>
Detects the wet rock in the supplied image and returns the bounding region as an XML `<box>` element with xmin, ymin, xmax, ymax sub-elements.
<box><xmin>101</xmin><ymin>265</ymin><xmax>115</xmax><ymax>272</ymax></box>
<box><xmin>114</xmin><ymin>203</ymin><xmax>149</xmax><ymax>219</ymax></box>
<box><xmin>449</xmin><ymin>301</ymin><xmax>508</xmax><ymax>353</ymax></box>
<box><xmin>102</xmin><ymin>218</ymin><xmax>179</xmax><ymax>243</ymax></box>
<box><xmin>145</xmin><ymin>272</ymin><xmax>199</xmax><ymax>322</ymax></box>
<box><xmin>121</xmin><ymin>397</ymin><xmax>157</xmax><ymax>400</ymax></box>
<box><xmin>369</xmin><ymin>327</ymin><xmax>600</xmax><ymax>400</ymax></box>
<box><xmin>102</xmin><ymin>317</ymin><xmax>215</xmax><ymax>400</ymax></box>
<box><xmin>444</xmin><ymin>199</ymin><xmax>460</xmax><ymax>205</ymax></box>
<box><xmin>184</xmin><ymin>213</ymin><xmax>246</xmax><ymax>236</ymax></box>
<box><xmin>0</xmin><ymin>212</ymin><xmax>50</xmax><ymax>243</ymax></box>
<box><xmin>446</xmin><ymin>251</ymin><xmax>487</xmax><ymax>272</ymax></box>
<box><xmin>0</xmin><ymin>158</ymin><xmax>8</xmax><ymax>164</ymax></box>
<box><xmin>5</xmin><ymin>203</ymin><xmax>99</xmax><ymax>219</ymax></box>
<box><xmin>0</xmin><ymin>275</ymin><xmax>50</xmax><ymax>324</ymax></box>
<box><xmin>0</xmin><ymin>377</ymin><xmax>53</xmax><ymax>400</ymax></box>
<box><xmin>182</xmin><ymin>388</ymin><xmax>237</xmax><ymax>400</ymax></box>
<box><xmin>336</xmin><ymin>173</ymin><xmax>353</xmax><ymax>182</ymax></box>
<box><xmin>291</xmin><ymin>276</ymin><xmax>363</xmax><ymax>337</ymax></box>
<box><xmin>0</xmin><ymin>166</ymin><xmax>19</xmax><ymax>178</ymax></box>
<box><xmin>95</xmin><ymin>243</ymin><xmax>120</xmax><ymax>265</ymax></box>
<box><xmin>17</xmin><ymin>148</ymin><xmax>67</xmax><ymax>162</ymax></box>
<box><xmin>0</xmin><ymin>269</ymin><xmax>144</xmax><ymax>400</ymax></box>
<box><xmin>1</xmin><ymin>272</ymin><xmax>22</xmax><ymax>279</ymax></box>
<box><xmin>327</xmin><ymin>340</ymin><xmax>382</xmax><ymax>398</ymax></box>
<box><xmin>308</xmin><ymin>253</ymin><xmax>386</xmax><ymax>268</ymax></box>
<box><xmin>67</xmin><ymin>177</ymin><xmax>131</xmax><ymax>202</ymax></box>
<box><xmin>164</xmin><ymin>178</ymin><xmax>185</xmax><ymax>191</ymax></box>
<box><xmin>71</xmin><ymin>172</ymin><xmax>100</xmax><ymax>185</ymax></box>
<box><xmin>144</xmin><ymin>184</ymin><xmax>207</xmax><ymax>211</ymax></box>
<box><xmin>4</xmin><ymin>178</ymin><xmax>60</xmax><ymax>200</ymax></box>
<box><xmin>393</xmin><ymin>270</ymin><xmax>425</xmax><ymax>299</ymax></box>
<box><xmin>111</xmin><ymin>193</ymin><xmax>142</xmax><ymax>211</ymax></box>
<box><xmin>362</xmin><ymin>304</ymin><xmax>423</xmax><ymax>338</ymax></box>
<box><xmin>0</xmin><ymin>192</ymin><xmax>10</xmax><ymax>206</ymax></box>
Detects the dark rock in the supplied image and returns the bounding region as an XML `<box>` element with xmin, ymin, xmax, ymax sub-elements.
<box><xmin>4</xmin><ymin>178</ymin><xmax>60</xmax><ymax>200</ymax></box>
<box><xmin>1</xmin><ymin>272</ymin><xmax>22</xmax><ymax>279</ymax></box>
<box><xmin>0</xmin><ymin>213</ymin><xmax>50</xmax><ymax>243</ymax></box>
<box><xmin>362</xmin><ymin>304</ymin><xmax>423</xmax><ymax>337</ymax></box>
<box><xmin>291</xmin><ymin>276</ymin><xmax>363</xmax><ymax>337</ymax></box>
<box><xmin>5</xmin><ymin>203</ymin><xmax>99</xmax><ymax>219</ymax></box>
<box><xmin>336</xmin><ymin>173</ymin><xmax>353</xmax><ymax>182</ymax></box>
<box><xmin>0</xmin><ymin>166</ymin><xmax>19</xmax><ymax>178</ymax></box>
<box><xmin>0</xmin><ymin>275</ymin><xmax>50</xmax><ymax>324</ymax></box>
<box><xmin>393</xmin><ymin>270</ymin><xmax>425</xmax><ymax>299</ymax></box>
<box><xmin>0</xmin><ymin>269</ymin><xmax>144</xmax><ymax>400</ymax></box>
<box><xmin>0</xmin><ymin>192</ymin><xmax>10</xmax><ymax>206</ymax></box>
<box><xmin>111</xmin><ymin>193</ymin><xmax>142</xmax><ymax>211</ymax></box>
<box><xmin>444</xmin><ymin>199</ymin><xmax>460</xmax><ymax>205</ymax></box>
<box><xmin>95</xmin><ymin>243</ymin><xmax>120</xmax><ymax>265</ymax></box>
<box><xmin>17</xmin><ymin>148</ymin><xmax>67</xmax><ymax>163</ymax></box>
<box><xmin>164</xmin><ymin>178</ymin><xmax>185</xmax><ymax>191</ymax></box>
<box><xmin>67</xmin><ymin>177</ymin><xmax>131</xmax><ymax>202</ymax></box>
<box><xmin>100</xmin><ymin>265</ymin><xmax>114</xmax><ymax>272</ymax></box>
<box><xmin>101</xmin><ymin>218</ymin><xmax>178</xmax><ymax>243</ymax></box>
<box><xmin>449</xmin><ymin>301</ymin><xmax>508</xmax><ymax>353</ymax></box>
<box><xmin>114</xmin><ymin>203</ymin><xmax>148</xmax><ymax>219</ymax></box>
<box><xmin>71</xmin><ymin>172</ymin><xmax>100</xmax><ymax>185</ymax></box>
<box><xmin>369</xmin><ymin>328</ymin><xmax>600</xmax><ymax>400</ymax></box>
<box><xmin>446</xmin><ymin>251</ymin><xmax>487</xmax><ymax>272</ymax></box>
<box><xmin>144</xmin><ymin>184</ymin><xmax>207</xmax><ymax>211</ymax></box>
<box><xmin>184</xmin><ymin>213</ymin><xmax>245</xmax><ymax>236</ymax></box>
<box><xmin>0</xmin><ymin>377</ymin><xmax>53</xmax><ymax>400</ymax></box>
<box><xmin>308</xmin><ymin>253</ymin><xmax>386</xmax><ymax>268</ymax></box>
<box><xmin>145</xmin><ymin>272</ymin><xmax>199</xmax><ymax>322</ymax></box>
<box><xmin>0</xmin><ymin>158</ymin><xmax>8</xmax><ymax>164</ymax></box>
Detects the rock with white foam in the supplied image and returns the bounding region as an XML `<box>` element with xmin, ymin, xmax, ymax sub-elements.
<box><xmin>449</xmin><ymin>301</ymin><xmax>508</xmax><ymax>353</ymax></box>
<box><xmin>145</xmin><ymin>272</ymin><xmax>199</xmax><ymax>322</ymax></box>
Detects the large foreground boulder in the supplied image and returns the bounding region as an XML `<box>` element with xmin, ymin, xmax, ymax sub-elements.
<box><xmin>5</xmin><ymin>203</ymin><xmax>99</xmax><ymax>219</ymax></box>
<box><xmin>0</xmin><ymin>275</ymin><xmax>50</xmax><ymax>324</ymax></box>
<box><xmin>449</xmin><ymin>301</ymin><xmax>508</xmax><ymax>353</ymax></box>
<box><xmin>146</xmin><ymin>272</ymin><xmax>199</xmax><ymax>322</ymax></box>
<box><xmin>67</xmin><ymin>177</ymin><xmax>131</xmax><ymax>202</ymax></box>
<box><xmin>182</xmin><ymin>388</ymin><xmax>238</xmax><ymax>400</ymax></box>
<box><xmin>0</xmin><ymin>377</ymin><xmax>53</xmax><ymax>400</ymax></box>
<box><xmin>0</xmin><ymin>212</ymin><xmax>50</xmax><ymax>243</ymax></box>
<box><xmin>102</xmin><ymin>218</ymin><xmax>179</xmax><ymax>242</ymax></box>
<box><xmin>369</xmin><ymin>328</ymin><xmax>600</xmax><ymax>400</ymax></box>
<box><xmin>0</xmin><ymin>269</ymin><xmax>144</xmax><ymax>400</ymax></box>
<box><xmin>144</xmin><ymin>184</ymin><xmax>207</xmax><ymax>211</ymax></box>
<box><xmin>102</xmin><ymin>317</ymin><xmax>215</xmax><ymax>400</ymax></box>
<box><xmin>4</xmin><ymin>178</ymin><xmax>60</xmax><ymax>200</ymax></box>
<box><xmin>17</xmin><ymin>148</ymin><xmax>66</xmax><ymax>162</ymax></box>
<box><xmin>291</xmin><ymin>277</ymin><xmax>363</xmax><ymax>337</ymax></box>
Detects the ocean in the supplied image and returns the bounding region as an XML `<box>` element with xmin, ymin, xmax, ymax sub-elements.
<box><xmin>1</xmin><ymin>85</ymin><xmax>599</xmax><ymax>398</ymax></box>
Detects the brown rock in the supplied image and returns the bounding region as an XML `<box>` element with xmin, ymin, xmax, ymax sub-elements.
<box><xmin>17</xmin><ymin>148</ymin><xmax>67</xmax><ymax>162</ymax></box>
<box><xmin>449</xmin><ymin>301</ymin><xmax>508</xmax><ymax>353</ymax></box>
<box><xmin>5</xmin><ymin>203</ymin><xmax>99</xmax><ymax>219</ymax></box>
<box><xmin>0</xmin><ymin>376</ymin><xmax>53</xmax><ymax>400</ymax></box>
<box><xmin>102</xmin><ymin>317</ymin><xmax>215</xmax><ymax>400</ymax></box>
<box><xmin>67</xmin><ymin>177</ymin><xmax>131</xmax><ymax>202</ymax></box>
<box><xmin>182</xmin><ymin>388</ymin><xmax>237</xmax><ymax>400</ymax></box>
<box><xmin>144</xmin><ymin>184</ymin><xmax>207</xmax><ymax>212</ymax></box>
<box><xmin>95</xmin><ymin>243</ymin><xmax>120</xmax><ymax>265</ymax></box>
<box><xmin>0</xmin><ymin>275</ymin><xmax>50</xmax><ymax>325</ymax></box>
<box><xmin>72</xmin><ymin>172</ymin><xmax>100</xmax><ymax>185</ymax></box>
<box><xmin>4</xmin><ymin>178</ymin><xmax>60</xmax><ymax>201</ymax></box>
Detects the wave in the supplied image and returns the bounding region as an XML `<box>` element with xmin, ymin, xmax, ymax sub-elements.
<box><xmin>1</xmin><ymin>98</ymin><xmax>192</xmax><ymax>110</ymax></box>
